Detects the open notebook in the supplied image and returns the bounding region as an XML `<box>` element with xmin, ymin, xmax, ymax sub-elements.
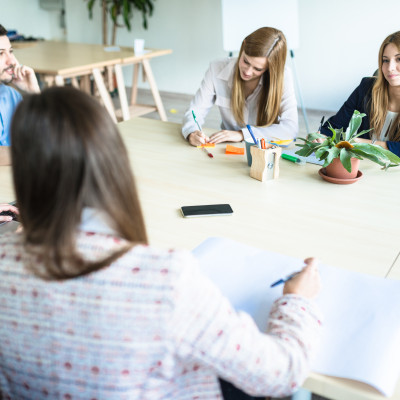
<box><xmin>193</xmin><ymin>237</ymin><xmax>400</xmax><ymax>397</ymax></box>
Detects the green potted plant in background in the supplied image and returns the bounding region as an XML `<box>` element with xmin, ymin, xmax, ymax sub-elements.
<box><xmin>295</xmin><ymin>110</ymin><xmax>400</xmax><ymax>184</ymax></box>
<box><xmin>86</xmin><ymin>0</ymin><xmax>155</xmax><ymax>45</ymax></box>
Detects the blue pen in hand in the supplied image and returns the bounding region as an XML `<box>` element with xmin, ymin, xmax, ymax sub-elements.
<box><xmin>270</xmin><ymin>271</ymin><xmax>301</xmax><ymax>288</ymax></box>
<box><xmin>246</xmin><ymin>124</ymin><xmax>258</xmax><ymax>145</ymax></box>
<box><xmin>192</xmin><ymin>110</ymin><xmax>213</xmax><ymax>158</ymax></box>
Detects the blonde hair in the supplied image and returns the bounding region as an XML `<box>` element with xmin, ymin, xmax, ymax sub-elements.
<box><xmin>231</xmin><ymin>27</ymin><xmax>287</xmax><ymax>127</ymax></box>
<box><xmin>370</xmin><ymin>31</ymin><xmax>400</xmax><ymax>141</ymax></box>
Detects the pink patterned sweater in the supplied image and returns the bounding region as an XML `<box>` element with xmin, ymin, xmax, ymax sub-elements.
<box><xmin>0</xmin><ymin>229</ymin><xmax>322</xmax><ymax>399</ymax></box>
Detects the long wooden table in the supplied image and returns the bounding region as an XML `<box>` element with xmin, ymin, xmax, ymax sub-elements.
<box><xmin>1</xmin><ymin>117</ymin><xmax>399</xmax><ymax>399</ymax></box>
<box><xmin>14</xmin><ymin>41</ymin><xmax>172</xmax><ymax>123</ymax></box>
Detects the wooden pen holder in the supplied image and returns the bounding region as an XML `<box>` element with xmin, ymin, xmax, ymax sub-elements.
<box><xmin>250</xmin><ymin>145</ymin><xmax>282</xmax><ymax>182</ymax></box>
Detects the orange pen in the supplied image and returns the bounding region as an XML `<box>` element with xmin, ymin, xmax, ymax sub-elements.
<box><xmin>260</xmin><ymin>138</ymin><xmax>266</xmax><ymax>149</ymax></box>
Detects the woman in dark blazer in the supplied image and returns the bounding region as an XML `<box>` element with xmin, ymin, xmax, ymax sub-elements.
<box><xmin>321</xmin><ymin>31</ymin><xmax>400</xmax><ymax>157</ymax></box>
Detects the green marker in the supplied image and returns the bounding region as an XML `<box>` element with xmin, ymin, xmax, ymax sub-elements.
<box><xmin>192</xmin><ymin>110</ymin><xmax>202</xmax><ymax>132</ymax></box>
<box><xmin>281</xmin><ymin>153</ymin><xmax>305</xmax><ymax>165</ymax></box>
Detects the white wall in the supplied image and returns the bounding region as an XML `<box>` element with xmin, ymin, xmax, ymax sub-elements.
<box><xmin>296</xmin><ymin>0</ymin><xmax>400</xmax><ymax>111</ymax></box>
<box><xmin>4</xmin><ymin>0</ymin><xmax>400</xmax><ymax>111</ymax></box>
<box><xmin>64</xmin><ymin>0</ymin><xmax>225</xmax><ymax>99</ymax></box>
<box><xmin>0</xmin><ymin>0</ymin><xmax>65</xmax><ymax>40</ymax></box>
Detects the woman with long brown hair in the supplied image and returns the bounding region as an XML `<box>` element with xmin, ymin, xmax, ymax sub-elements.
<box><xmin>0</xmin><ymin>87</ymin><xmax>321</xmax><ymax>400</ymax></box>
<box><xmin>182</xmin><ymin>27</ymin><xmax>298</xmax><ymax>146</ymax></box>
<box><xmin>320</xmin><ymin>31</ymin><xmax>400</xmax><ymax>156</ymax></box>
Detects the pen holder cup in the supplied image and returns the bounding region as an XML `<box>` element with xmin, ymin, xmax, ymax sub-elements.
<box><xmin>250</xmin><ymin>146</ymin><xmax>282</xmax><ymax>182</ymax></box>
<box><xmin>245</xmin><ymin>140</ymin><xmax>256</xmax><ymax>166</ymax></box>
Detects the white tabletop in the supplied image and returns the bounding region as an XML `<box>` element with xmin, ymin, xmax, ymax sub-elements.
<box><xmin>118</xmin><ymin>118</ymin><xmax>400</xmax><ymax>279</ymax></box>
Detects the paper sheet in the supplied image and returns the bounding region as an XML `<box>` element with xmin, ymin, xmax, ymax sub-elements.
<box><xmin>193</xmin><ymin>237</ymin><xmax>400</xmax><ymax>397</ymax></box>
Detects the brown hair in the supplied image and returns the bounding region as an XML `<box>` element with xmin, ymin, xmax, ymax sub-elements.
<box><xmin>231</xmin><ymin>27</ymin><xmax>287</xmax><ymax>127</ymax></box>
<box><xmin>0</xmin><ymin>24</ymin><xmax>7</xmax><ymax>36</ymax></box>
<box><xmin>370</xmin><ymin>31</ymin><xmax>400</xmax><ymax>141</ymax></box>
<box><xmin>11</xmin><ymin>86</ymin><xmax>148</xmax><ymax>280</ymax></box>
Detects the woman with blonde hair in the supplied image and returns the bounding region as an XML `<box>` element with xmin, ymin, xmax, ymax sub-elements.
<box><xmin>0</xmin><ymin>86</ymin><xmax>322</xmax><ymax>399</ymax></box>
<box><xmin>182</xmin><ymin>27</ymin><xmax>298</xmax><ymax>146</ymax></box>
<box><xmin>320</xmin><ymin>31</ymin><xmax>400</xmax><ymax>156</ymax></box>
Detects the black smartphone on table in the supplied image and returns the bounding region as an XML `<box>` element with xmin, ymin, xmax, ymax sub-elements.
<box><xmin>181</xmin><ymin>204</ymin><xmax>233</xmax><ymax>218</ymax></box>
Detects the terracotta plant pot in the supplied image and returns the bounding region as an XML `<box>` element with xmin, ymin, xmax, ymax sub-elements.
<box><xmin>325</xmin><ymin>157</ymin><xmax>360</xmax><ymax>179</ymax></box>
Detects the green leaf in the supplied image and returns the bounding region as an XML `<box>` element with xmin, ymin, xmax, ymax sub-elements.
<box><xmin>345</xmin><ymin>110</ymin><xmax>364</xmax><ymax>140</ymax></box>
<box><xmin>87</xmin><ymin>0</ymin><xmax>96</xmax><ymax>17</ymax></box>
<box><xmin>335</xmin><ymin>127</ymin><xmax>344</xmax><ymax>143</ymax></box>
<box><xmin>327</xmin><ymin>123</ymin><xmax>337</xmax><ymax>142</ymax></box>
<box><xmin>340</xmin><ymin>148</ymin><xmax>352</xmax><ymax>172</ymax></box>
<box><xmin>110</xmin><ymin>4</ymin><xmax>118</xmax><ymax>22</ymax></box>
<box><xmin>352</xmin><ymin>143</ymin><xmax>400</xmax><ymax>168</ymax></box>
<box><xmin>314</xmin><ymin>147</ymin><xmax>328</xmax><ymax>159</ymax></box>
<box><xmin>351</xmin><ymin>148</ymin><xmax>391</xmax><ymax>169</ymax></box>
<box><xmin>122</xmin><ymin>0</ymin><xmax>131</xmax><ymax>30</ymax></box>
<box><xmin>295</xmin><ymin>146</ymin><xmax>316</xmax><ymax>157</ymax></box>
<box><xmin>306</xmin><ymin>132</ymin><xmax>326</xmax><ymax>141</ymax></box>
<box><xmin>323</xmin><ymin>146</ymin><xmax>340</xmax><ymax>166</ymax></box>
<box><xmin>350</xmin><ymin>129</ymin><xmax>372</xmax><ymax>141</ymax></box>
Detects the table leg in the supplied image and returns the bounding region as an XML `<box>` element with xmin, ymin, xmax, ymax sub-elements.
<box><xmin>106</xmin><ymin>66</ymin><xmax>114</xmax><ymax>92</ymax></box>
<box><xmin>54</xmin><ymin>75</ymin><xmax>65</xmax><ymax>86</ymax></box>
<box><xmin>130</xmin><ymin>63</ymin><xmax>140</xmax><ymax>106</ymax></box>
<box><xmin>43</xmin><ymin>75</ymin><xmax>55</xmax><ymax>87</ymax></box>
<box><xmin>141</xmin><ymin>59</ymin><xmax>168</xmax><ymax>122</ymax></box>
<box><xmin>92</xmin><ymin>68</ymin><xmax>117</xmax><ymax>124</ymax></box>
<box><xmin>80</xmin><ymin>75</ymin><xmax>91</xmax><ymax>93</ymax></box>
<box><xmin>114</xmin><ymin>64</ymin><xmax>130</xmax><ymax>121</ymax></box>
<box><xmin>71</xmin><ymin>77</ymin><xmax>79</xmax><ymax>89</ymax></box>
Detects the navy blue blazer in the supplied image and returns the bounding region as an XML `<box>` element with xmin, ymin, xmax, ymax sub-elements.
<box><xmin>320</xmin><ymin>77</ymin><xmax>400</xmax><ymax>157</ymax></box>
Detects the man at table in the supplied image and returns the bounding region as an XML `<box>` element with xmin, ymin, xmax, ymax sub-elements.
<box><xmin>0</xmin><ymin>23</ymin><xmax>40</xmax><ymax>165</ymax></box>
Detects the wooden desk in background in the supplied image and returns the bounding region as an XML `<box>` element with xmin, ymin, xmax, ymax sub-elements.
<box><xmin>1</xmin><ymin>117</ymin><xmax>399</xmax><ymax>400</ymax></box>
<box><xmin>14</xmin><ymin>41</ymin><xmax>172</xmax><ymax>123</ymax></box>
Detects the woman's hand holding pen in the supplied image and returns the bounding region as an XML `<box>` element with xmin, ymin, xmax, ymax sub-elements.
<box><xmin>311</xmin><ymin>116</ymin><xmax>326</xmax><ymax>143</ymax></box>
<box><xmin>209</xmin><ymin>130</ymin><xmax>244</xmax><ymax>144</ymax></box>
<box><xmin>312</xmin><ymin>136</ymin><xmax>325</xmax><ymax>143</ymax></box>
<box><xmin>188</xmin><ymin>131</ymin><xmax>210</xmax><ymax>146</ymax></box>
<box><xmin>283</xmin><ymin>257</ymin><xmax>321</xmax><ymax>299</ymax></box>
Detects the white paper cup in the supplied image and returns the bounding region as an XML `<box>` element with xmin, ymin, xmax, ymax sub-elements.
<box><xmin>134</xmin><ymin>39</ymin><xmax>145</xmax><ymax>54</ymax></box>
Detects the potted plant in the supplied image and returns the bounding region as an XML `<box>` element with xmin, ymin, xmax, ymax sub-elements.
<box><xmin>86</xmin><ymin>0</ymin><xmax>155</xmax><ymax>45</ymax></box>
<box><xmin>295</xmin><ymin>110</ymin><xmax>400</xmax><ymax>182</ymax></box>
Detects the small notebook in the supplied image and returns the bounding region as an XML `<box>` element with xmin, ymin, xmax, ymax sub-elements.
<box><xmin>269</xmin><ymin>139</ymin><xmax>293</xmax><ymax>147</ymax></box>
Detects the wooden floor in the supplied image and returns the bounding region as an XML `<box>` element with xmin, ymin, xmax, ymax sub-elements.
<box><xmin>127</xmin><ymin>88</ymin><xmax>335</xmax><ymax>137</ymax></box>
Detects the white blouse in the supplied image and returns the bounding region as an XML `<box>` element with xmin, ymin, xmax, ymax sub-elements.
<box><xmin>181</xmin><ymin>57</ymin><xmax>298</xmax><ymax>142</ymax></box>
<box><xmin>379</xmin><ymin>111</ymin><xmax>398</xmax><ymax>141</ymax></box>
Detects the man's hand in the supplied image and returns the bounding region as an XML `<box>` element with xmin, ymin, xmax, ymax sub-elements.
<box><xmin>12</xmin><ymin>62</ymin><xmax>40</xmax><ymax>93</ymax></box>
